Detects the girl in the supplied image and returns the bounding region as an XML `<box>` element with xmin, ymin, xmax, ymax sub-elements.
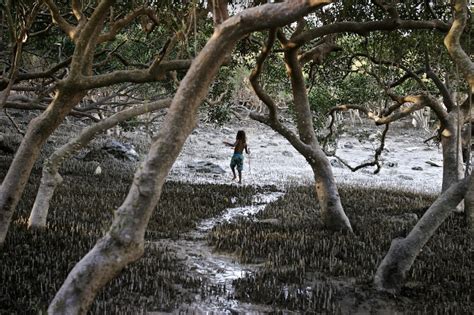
<box><xmin>223</xmin><ymin>130</ymin><xmax>250</xmax><ymax>184</ymax></box>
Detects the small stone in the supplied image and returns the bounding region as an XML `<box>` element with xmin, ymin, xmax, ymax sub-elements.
<box><xmin>343</xmin><ymin>142</ymin><xmax>354</xmax><ymax>149</ymax></box>
<box><xmin>412</xmin><ymin>166</ymin><xmax>423</xmax><ymax>171</ymax></box>
<box><xmin>330</xmin><ymin>159</ymin><xmax>343</xmax><ymax>168</ymax></box>
<box><xmin>186</xmin><ymin>160</ymin><xmax>225</xmax><ymax>174</ymax></box>
<box><xmin>426</xmin><ymin>161</ymin><xmax>442</xmax><ymax>167</ymax></box>
<box><xmin>94</xmin><ymin>165</ymin><xmax>102</xmax><ymax>175</ymax></box>
<box><xmin>282</xmin><ymin>150</ymin><xmax>293</xmax><ymax>157</ymax></box>
<box><xmin>387</xmin><ymin>162</ymin><xmax>398</xmax><ymax>167</ymax></box>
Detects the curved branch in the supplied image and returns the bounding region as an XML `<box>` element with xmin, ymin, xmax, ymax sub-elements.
<box><xmin>291</xmin><ymin>19</ymin><xmax>450</xmax><ymax>47</ymax></box>
<box><xmin>79</xmin><ymin>59</ymin><xmax>193</xmax><ymax>89</ymax></box>
<box><xmin>388</xmin><ymin>68</ymin><xmax>425</xmax><ymax>88</ymax></box>
<box><xmin>250</xmin><ymin>112</ymin><xmax>313</xmax><ymax>157</ymax></box>
<box><xmin>298</xmin><ymin>35</ymin><xmax>342</xmax><ymax>65</ymax></box>
<box><xmin>5</xmin><ymin>101</ymin><xmax>100</xmax><ymax>121</ymax></box>
<box><xmin>44</xmin><ymin>0</ymin><xmax>77</xmax><ymax>39</ymax></box>
<box><xmin>97</xmin><ymin>7</ymin><xmax>160</xmax><ymax>44</ymax></box>
<box><xmin>3</xmin><ymin>57</ymin><xmax>71</xmax><ymax>86</ymax></box>
<box><xmin>249</xmin><ymin>29</ymin><xmax>278</xmax><ymax>120</ymax></box>
<box><xmin>376</xmin><ymin>101</ymin><xmax>426</xmax><ymax>124</ymax></box>
<box><xmin>355</xmin><ymin>52</ymin><xmax>429</xmax><ymax>91</ymax></box>
<box><xmin>49</xmin><ymin>1</ymin><xmax>335</xmax><ymax>312</ymax></box>
<box><xmin>323</xmin><ymin>104</ymin><xmax>369</xmax><ymax>149</ymax></box>
<box><xmin>444</xmin><ymin>0</ymin><xmax>474</xmax><ymax>90</ymax></box>
<box><xmin>70</xmin><ymin>0</ymin><xmax>114</xmax><ymax>76</ymax></box>
<box><xmin>72</xmin><ymin>0</ymin><xmax>85</xmax><ymax>22</ymax></box>
<box><xmin>333</xmin><ymin>123</ymin><xmax>389</xmax><ymax>174</ymax></box>
<box><xmin>248</xmin><ymin>29</ymin><xmax>311</xmax><ymax>155</ymax></box>
<box><xmin>425</xmin><ymin>66</ymin><xmax>456</xmax><ymax>111</ymax></box>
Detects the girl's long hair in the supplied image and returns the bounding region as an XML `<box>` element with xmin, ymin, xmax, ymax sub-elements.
<box><xmin>236</xmin><ymin>130</ymin><xmax>246</xmax><ymax>143</ymax></box>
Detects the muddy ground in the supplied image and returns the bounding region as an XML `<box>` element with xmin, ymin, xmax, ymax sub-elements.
<box><xmin>168</xmin><ymin>118</ymin><xmax>443</xmax><ymax>193</ymax></box>
<box><xmin>0</xmin><ymin>113</ymin><xmax>471</xmax><ymax>314</ymax></box>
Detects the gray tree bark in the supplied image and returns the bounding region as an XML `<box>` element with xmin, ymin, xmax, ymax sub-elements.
<box><xmin>374</xmin><ymin>176</ymin><xmax>470</xmax><ymax>293</ymax></box>
<box><xmin>283</xmin><ymin>46</ymin><xmax>352</xmax><ymax>232</ymax></box>
<box><xmin>443</xmin><ymin>0</ymin><xmax>473</xmax><ymax>228</ymax></box>
<box><xmin>48</xmin><ymin>2</ymin><xmax>333</xmax><ymax>313</ymax></box>
<box><xmin>441</xmin><ymin>113</ymin><xmax>465</xmax><ymax>212</ymax></box>
<box><xmin>375</xmin><ymin>0</ymin><xmax>473</xmax><ymax>292</ymax></box>
<box><xmin>0</xmin><ymin>89</ymin><xmax>86</xmax><ymax>246</ymax></box>
<box><xmin>0</xmin><ymin>0</ymin><xmax>189</xmax><ymax>246</ymax></box>
<box><xmin>249</xmin><ymin>29</ymin><xmax>352</xmax><ymax>232</ymax></box>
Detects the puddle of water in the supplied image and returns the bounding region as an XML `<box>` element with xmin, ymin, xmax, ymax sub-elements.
<box><xmin>152</xmin><ymin>191</ymin><xmax>284</xmax><ymax>314</ymax></box>
<box><xmin>195</xmin><ymin>192</ymin><xmax>283</xmax><ymax>234</ymax></box>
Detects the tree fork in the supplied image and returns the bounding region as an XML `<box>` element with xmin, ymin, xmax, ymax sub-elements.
<box><xmin>48</xmin><ymin>1</ymin><xmax>334</xmax><ymax>313</ymax></box>
<box><xmin>282</xmin><ymin>35</ymin><xmax>352</xmax><ymax>232</ymax></box>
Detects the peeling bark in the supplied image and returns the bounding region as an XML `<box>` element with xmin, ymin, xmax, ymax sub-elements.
<box><xmin>374</xmin><ymin>177</ymin><xmax>469</xmax><ymax>293</ymax></box>
<box><xmin>28</xmin><ymin>99</ymin><xmax>171</xmax><ymax>229</ymax></box>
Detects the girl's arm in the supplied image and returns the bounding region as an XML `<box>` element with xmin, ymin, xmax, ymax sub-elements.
<box><xmin>223</xmin><ymin>141</ymin><xmax>235</xmax><ymax>147</ymax></box>
<box><xmin>245</xmin><ymin>144</ymin><xmax>250</xmax><ymax>154</ymax></box>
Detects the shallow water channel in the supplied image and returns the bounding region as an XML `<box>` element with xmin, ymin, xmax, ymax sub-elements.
<box><xmin>151</xmin><ymin>191</ymin><xmax>284</xmax><ymax>314</ymax></box>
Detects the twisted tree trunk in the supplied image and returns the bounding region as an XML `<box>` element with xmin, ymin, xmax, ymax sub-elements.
<box><xmin>249</xmin><ymin>27</ymin><xmax>352</xmax><ymax>232</ymax></box>
<box><xmin>48</xmin><ymin>2</ymin><xmax>332</xmax><ymax>313</ymax></box>
<box><xmin>28</xmin><ymin>98</ymin><xmax>171</xmax><ymax>229</ymax></box>
<box><xmin>0</xmin><ymin>0</ymin><xmax>114</xmax><ymax>247</ymax></box>
<box><xmin>283</xmin><ymin>43</ymin><xmax>352</xmax><ymax>232</ymax></box>
<box><xmin>442</xmin><ymin>0</ymin><xmax>473</xmax><ymax>219</ymax></box>
<box><xmin>375</xmin><ymin>0</ymin><xmax>473</xmax><ymax>292</ymax></box>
